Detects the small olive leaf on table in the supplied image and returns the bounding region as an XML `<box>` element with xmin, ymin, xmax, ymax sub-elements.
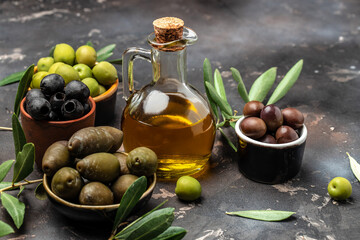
<box><xmin>12</xmin><ymin>143</ymin><xmax>35</xmax><ymax>183</ymax></box>
<box><xmin>97</xmin><ymin>44</ymin><xmax>116</xmax><ymax>62</ymax></box>
<box><xmin>115</xmin><ymin>208</ymin><xmax>175</xmax><ymax>240</ymax></box>
<box><xmin>267</xmin><ymin>59</ymin><xmax>303</xmax><ymax>105</ymax></box>
<box><xmin>0</xmin><ymin>70</ymin><xmax>26</xmax><ymax>87</ymax></box>
<box><xmin>230</xmin><ymin>67</ymin><xmax>250</xmax><ymax>103</ymax></box>
<box><xmin>112</xmin><ymin>176</ymin><xmax>148</xmax><ymax>231</ymax></box>
<box><xmin>0</xmin><ymin>192</ymin><xmax>25</xmax><ymax>229</ymax></box>
<box><xmin>152</xmin><ymin>226</ymin><xmax>187</xmax><ymax>240</ymax></box>
<box><xmin>204</xmin><ymin>81</ymin><xmax>233</xmax><ymax>116</ymax></box>
<box><xmin>347</xmin><ymin>152</ymin><xmax>360</xmax><ymax>182</ymax></box>
<box><xmin>203</xmin><ymin>58</ymin><xmax>219</xmax><ymax>120</ymax></box>
<box><xmin>0</xmin><ymin>160</ymin><xmax>15</xmax><ymax>182</ymax></box>
<box><xmin>0</xmin><ymin>220</ymin><xmax>14</xmax><ymax>237</ymax></box>
<box><xmin>226</xmin><ymin>210</ymin><xmax>296</xmax><ymax>222</ymax></box>
<box><xmin>34</xmin><ymin>182</ymin><xmax>47</xmax><ymax>200</ymax></box>
<box><xmin>13</xmin><ymin>64</ymin><xmax>34</xmax><ymax>117</ymax></box>
<box><xmin>248</xmin><ymin>67</ymin><xmax>277</xmax><ymax>102</ymax></box>
<box><xmin>12</xmin><ymin>113</ymin><xmax>27</xmax><ymax>157</ymax></box>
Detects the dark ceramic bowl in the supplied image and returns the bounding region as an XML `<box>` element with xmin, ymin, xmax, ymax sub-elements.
<box><xmin>20</xmin><ymin>97</ymin><xmax>96</xmax><ymax>169</ymax></box>
<box><xmin>43</xmin><ymin>173</ymin><xmax>157</xmax><ymax>222</ymax></box>
<box><xmin>235</xmin><ymin>116</ymin><xmax>307</xmax><ymax>184</ymax></box>
<box><xmin>93</xmin><ymin>78</ymin><xmax>119</xmax><ymax>125</ymax></box>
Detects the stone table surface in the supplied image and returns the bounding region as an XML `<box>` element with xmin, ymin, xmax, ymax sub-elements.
<box><xmin>1</xmin><ymin>0</ymin><xmax>360</xmax><ymax>239</ymax></box>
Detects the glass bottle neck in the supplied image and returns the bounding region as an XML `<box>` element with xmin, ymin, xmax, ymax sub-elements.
<box><xmin>151</xmin><ymin>48</ymin><xmax>187</xmax><ymax>84</ymax></box>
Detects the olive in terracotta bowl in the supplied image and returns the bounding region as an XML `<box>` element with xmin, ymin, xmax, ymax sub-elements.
<box><xmin>42</xmin><ymin>173</ymin><xmax>157</xmax><ymax>222</ymax></box>
<box><xmin>235</xmin><ymin>116</ymin><xmax>307</xmax><ymax>184</ymax></box>
<box><xmin>20</xmin><ymin>97</ymin><xmax>96</xmax><ymax>169</ymax></box>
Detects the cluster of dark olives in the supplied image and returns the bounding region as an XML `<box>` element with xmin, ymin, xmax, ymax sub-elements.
<box><xmin>43</xmin><ymin>126</ymin><xmax>158</xmax><ymax>205</ymax></box>
<box><xmin>240</xmin><ymin>101</ymin><xmax>304</xmax><ymax>144</ymax></box>
<box><xmin>25</xmin><ymin>74</ymin><xmax>91</xmax><ymax>121</ymax></box>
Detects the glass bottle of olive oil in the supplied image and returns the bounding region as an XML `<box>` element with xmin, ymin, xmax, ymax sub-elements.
<box><xmin>121</xmin><ymin>17</ymin><xmax>216</xmax><ymax>179</ymax></box>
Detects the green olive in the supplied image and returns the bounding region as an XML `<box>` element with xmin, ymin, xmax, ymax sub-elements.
<box><xmin>79</xmin><ymin>182</ymin><xmax>113</xmax><ymax>205</ymax></box>
<box><xmin>51</xmin><ymin>167</ymin><xmax>83</xmax><ymax>200</ymax></box>
<box><xmin>42</xmin><ymin>141</ymin><xmax>71</xmax><ymax>177</ymax></box>
<box><xmin>126</xmin><ymin>147</ymin><xmax>158</xmax><ymax>177</ymax></box>
<box><xmin>111</xmin><ymin>174</ymin><xmax>139</xmax><ymax>203</ymax></box>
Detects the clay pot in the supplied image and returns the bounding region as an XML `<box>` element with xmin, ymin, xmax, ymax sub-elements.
<box><xmin>20</xmin><ymin>97</ymin><xmax>96</xmax><ymax>168</ymax></box>
<box><xmin>93</xmin><ymin>79</ymin><xmax>118</xmax><ymax>125</ymax></box>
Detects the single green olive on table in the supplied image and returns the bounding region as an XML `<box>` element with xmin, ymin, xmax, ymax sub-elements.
<box><xmin>327</xmin><ymin>177</ymin><xmax>352</xmax><ymax>201</ymax></box>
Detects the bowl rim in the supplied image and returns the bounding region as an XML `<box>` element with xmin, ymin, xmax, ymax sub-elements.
<box><xmin>20</xmin><ymin>96</ymin><xmax>96</xmax><ymax>124</ymax></box>
<box><xmin>235</xmin><ymin>116</ymin><xmax>307</xmax><ymax>149</ymax></box>
<box><xmin>93</xmin><ymin>78</ymin><xmax>119</xmax><ymax>102</ymax></box>
<box><xmin>43</xmin><ymin>172</ymin><xmax>157</xmax><ymax>210</ymax></box>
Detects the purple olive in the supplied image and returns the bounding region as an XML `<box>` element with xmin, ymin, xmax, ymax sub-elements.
<box><xmin>282</xmin><ymin>108</ymin><xmax>304</xmax><ymax>129</ymax></box>
<box><xmin>260</xmin><ymin>104</ymin><xmax>283</xmax><ymax>132</ymax></box>
<box><xmin>258</xmin><ymin>134</ymin><xmax>277</xmax><ymax>144</ymax></box>
<box><xmin>240</xmin><ymin>117</ymin><xmax>267</xmax><ymax>139</ymax></box>
<box><xmin>243</xmin><ymin>101</ymin><xmax>264</xmax><ymax>117</ymax></box>
<box><xmin>275</xmin><ymin>126</ymin><xmax>299</xmax><ymax>143</ymax></box>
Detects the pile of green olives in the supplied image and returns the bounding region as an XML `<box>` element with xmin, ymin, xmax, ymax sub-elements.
<box><xmin>240</xmin><ymin>101</ymin><xmax>304</xmax><ymax>144</ymax></box>
<box><xmin>42</xmin><ymin>126</ymin><xmax>158</xmax><ymax>205</ymax></box>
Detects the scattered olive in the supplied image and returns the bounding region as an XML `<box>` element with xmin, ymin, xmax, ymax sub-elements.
<box><xmin>240</xmin><ymin>117</ymin><xmax>267</xmax><ymax>139</ymax></box>
<box><xmin>260</xmin><ymin>104</ymin><xmax>283</xmax><ymax>132</ymax></box>
<box><xmin>275</xmin><ymin>125</ymin><xmax>299</xmax><ymax>143</ymax></box>
<box><xmin>282</xmin><ymin>107</ymin><xmax>304</xmax><ymax>129</ymax></box>
<box><xmin>243</xmin><ymin>100</ymin><xmax>264</xmax><ymax>117</ymax></box>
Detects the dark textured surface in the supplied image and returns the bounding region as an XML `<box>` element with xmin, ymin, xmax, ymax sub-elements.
<box><xmin>1</xmin><ymin>0</ymin><xmax>360</xmax><ymax>239</ymax></box>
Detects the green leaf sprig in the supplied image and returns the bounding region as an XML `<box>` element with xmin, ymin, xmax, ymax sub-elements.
<box><xmin>203</xmin><ymin>58</ymin><xmax>303</xmax><ymax>151</ymax></box>
<box><xmin>226</xmin><ymin>210</ymin><xmax>295</xmax><ymax>222</ymax></box>
<box><xmin>110</xmin><ymin>177</ymin><xmax>186</xmax><ymax>240</ymax></box>
<box><xmin>0</xmin><ymin>42</ymin><xmax>121</xmax><ymax>87</ymax></box>
<box><xmin>347</xmin><ymin>152</ymin><xmax>360</xmax><ymax>182</ymax></box>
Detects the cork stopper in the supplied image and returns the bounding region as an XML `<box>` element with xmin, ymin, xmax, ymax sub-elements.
<box><xmin>153</xmin><ymin>17</ymin><xmax>184</xmax><ymax>43</ymax></box>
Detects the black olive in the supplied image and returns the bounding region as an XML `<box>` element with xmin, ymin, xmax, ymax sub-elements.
<box><xmin>64</xmin><ymin>81</ymin><xmax>90</xmax><ymax>104</ymax></box>
<box><xmin>26</xmin><ymin>98</ymin><xmax>51</xmax><ymax>120</ymax></box>
<box><xmin>40</xmin><ymin>74</ymin><xmax>65</xmax><ymax>97</ymax></box>
<box><xmin>243</xmin><ymin>100</ymin><xmax>264</xmax><ymax>117</ymax></box>
<box><xmin>260</xmin><ymin>104</ymin><xmax>283</xmax><ymax>132</ymax></box>
<box><xmin>240</xmin><ymin>117</ymin><xmax>267</xmax><ymax>139</ymax></box>
<box><xmin>50</xmin><ymin>92</ymin><xmax>66</xmax><ymax>112</ymax></box>
<box><xmin>61</xmin><ymin>99</ymin><xmax>84</xmax><ymax>120</ymax></box>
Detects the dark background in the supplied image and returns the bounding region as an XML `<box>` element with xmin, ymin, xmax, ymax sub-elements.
<box><xmin>1</xmin><ymin>0</ymin><xmax>359</xmax><ymax>239</ymax></box>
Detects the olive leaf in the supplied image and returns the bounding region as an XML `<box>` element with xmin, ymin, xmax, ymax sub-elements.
<box><xmin>248</xmin><ymin>67</ymin><xmax>277</xmax><ymax>102</ymax></box>
<box><xmin>214</xmin><ymin>69</ymin><xmax>227</xmax><ymax>101</ymax></box>
<box><xmin>109</xmin><ymin>58</ymin><xmax>123</xmax><ymax>65</ymax></box>
<box><xmin>230</xmin><ymin>67</ymin><xmax>249</xmax><ymax>103</ymax></box>
<box><xmin>1</xmin><ymin>192</ymin><xmax>25</xmax><ymax>229</ymax></box>
<box><xmin>152</xmin><ymin>226</ymin><xmax>187</xmax><ymax>240</ymax></box>
<box><xmin>0</xmin><ymin>160</ymin><xmax>14</xmax><ymax>182</ymax></box>
<box><xmin>226</xmin><ymin>210</ymin><xmax>295</xmax><ymax>222</ymax></box>
<box><xmin>35</xmin><ymin>182</ymin><xmax>47</xmax><ymax>200</ymax></box>
<box><xmin>218</xmin><ymin>128</ymin><xmax>237</xmax><ymax>152</ymax></box>
<box><xmin>0</xmin><ymin>182</ymin><xmax>17</xmax><ymax>190</ymax></box>
<box><xmin>0</xmin><ymin>70</ymin><xmax>26</xmax><ymax>87</ymax></box>
<box><xmin>115</xmin><ymin>208</ymin><xmax>175</xmax><ymax>240</ymax></box>
<box><xmin>204</xmin><ymin>82</ymin><xmax>232</xmax><ymax>116</ymax></box>
<box><xmin>112</xmin><ymin>176</ymin><xmax>147</xmax><ymax>231</ymax></box>
<box><xmin>14</xmin><ymin>65</ymin><xmax>34</xmax><ymax>117</ymax></box>
<box><xmin>97</xmin><ymin>44</ymin><xmax>116</xmax><ymax>62</ymax></box>
<box><xmin>86</xmin><ymin>41</ymin><xmax>94</xmax><ymax>47</ymax></box>
<box><xmin>0</xmin><ymin>220</ymin><xmax>14</xmax><ymax>237</ymax></box>
<box><xmin>17</xmin><ymin>186</ymin><xmax>25</xmax><ymax>197</ymax></box>
<box><xmin>267</xmin><ymin>60</ymin><xmax>303</xmax><ymax>105</ymax></box>
<box><xmin>12</xmin><ymin>143</ymin><xmax>35</xmax><ymax>183</ymax></box>
<box><xmin>347</xmin><ymin>152</ymin><xmax>360</xmax><ymax>182</ymax></box>
<box><xmin>12</xmin><ymin>113</ymin><xmax>27</xmax><ymax>156</ymax></box>
<box><xmin>203</xmin><ymin>58</ymin><xmax>219</xmax><ymax>120</ymax></box>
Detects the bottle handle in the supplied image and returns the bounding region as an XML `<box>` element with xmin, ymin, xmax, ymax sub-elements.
<box><xmin>122</xmin><ymin>47</ymin><xmax>151</xmax><ymax>100</ymax></box>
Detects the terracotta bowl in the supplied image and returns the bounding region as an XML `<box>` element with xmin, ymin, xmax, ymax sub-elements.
<box><xmin>43</xmin><ymin>173</ymin><xmax>157</xmax><ymax>222</ymax></box>
<box><xmin>33</xmin><ymin>66</ymin><xmax>119</xmax><ymax>126</ymax></box>
<box><xmin>20</xmin><ymin>97</ymin><xmax>96</xmax><ymax>168</ymax></box>
<box><xmin>93</xmin><ymin>78</ymin><xmax>118</xmax><ymax>125</ymax></box>
<box><xmin>235</xmin><ymin>116</ymin><xmax>307</xmax><ymax>184</ymax></box>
